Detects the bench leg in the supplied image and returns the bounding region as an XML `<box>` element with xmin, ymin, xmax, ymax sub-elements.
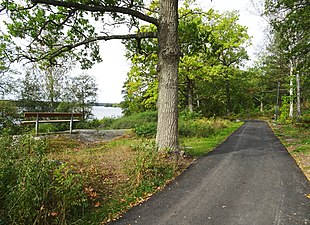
<box><xmin>35</xmin><ymin>114</ymin><xmax>39</xmax><ymax>136</ymax></box>
<box><xmin>70</xmin><ymin>114</ymin><xmax>73</xmax><ymax>134</ymax></box>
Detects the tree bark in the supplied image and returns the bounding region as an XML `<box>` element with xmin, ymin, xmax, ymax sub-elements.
<box><xmin>296</xmin><ymin>71</ymin><xmax>301</xmax><ymax>119</ymax></box>
<box><xmin>289</xmin><ymin>59</ymin><xmax>294</xmax><ymax>117</ymax></box>
<box><xmin>225</xmin><ymin>78</ymin><xmax>231</xmax><ymax>115</ymax></box>
<box><xmin>156</xmin><ymin>0</ymin><xmax>180</xmax><ymax>151</ymax></box>
<box><xmin>187</xmin><ymin>76</ymin><xmax>194</xmax><ymax>112</ymax></box>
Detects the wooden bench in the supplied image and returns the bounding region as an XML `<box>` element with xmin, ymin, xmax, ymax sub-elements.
<box><xmin>21</xmin><ymin>112</ymin><xmax>83</xmax><ymax>135</ymax></box>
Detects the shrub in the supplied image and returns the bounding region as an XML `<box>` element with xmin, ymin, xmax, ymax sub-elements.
<box><xmin>134</xmin><ymin>122</ymin><xmax>157</xmax><ymax>137</ymax></box>
<box><xmin>0</xmin><ymin>100</ymin><xmax>21</xmax><ymax>135</ymax></box>
<box><xmin>76</xmin><ymin>119</ymin><xmax>102</xmax><ymax>129</ymax></box>
<box><xmin>0</xmin><ymin>134</ymin><xmax>88</xmax><ymax>225</ymax></box>
<box><xmin>39</xmin><ymin>123</ymin><xmax>59</xmax><ymax>133</ymax></box>
<box><xmin>98</xmin><ymin>117</ymin><xmax>116</xmax><ymax>129</ymax></box>
<box><xmin>300</xmin><ymin>114</ymin><xmax>310</xmax><ymax>128</ymax></box>
<box><xmin>179</xmin><ymin>118</ymin><xmax>228</xmax><ymax>138</ymax></box>
<box><xmin>179</xmin><ymin>110</ymin><xmax>202</xmax><ymax>121</ymax></box>
<box><xmin>109</xmin><ymin>111</ymin><xmax>157</xmax><ymax>129</ymax></box>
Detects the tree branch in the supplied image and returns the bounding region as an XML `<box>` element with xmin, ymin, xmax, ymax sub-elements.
<box><xmin>31</xmin><ymin>0</ymin><xmax>159</xmax><ymax>26</ymax></box>
<box><xmin>27</xmin><ymin>32</ymin><xmax>157</xmax><ymax>62</ymax></box>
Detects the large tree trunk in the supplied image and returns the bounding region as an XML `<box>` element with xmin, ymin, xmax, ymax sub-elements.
<box><xmin>156</xmin><ymin>0</ymin><xmax>180</xmax><ymax>151</ymax></box>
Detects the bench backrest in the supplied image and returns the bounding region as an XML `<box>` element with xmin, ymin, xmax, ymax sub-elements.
<box><xmin>24</xmin><ymin>112</ymin><xmax>83</xmax><ymax>118</ymax></box>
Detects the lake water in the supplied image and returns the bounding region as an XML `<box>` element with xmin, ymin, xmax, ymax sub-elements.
<box><xmin>91</xmin><ymin>106</ymin><xmax>123</xmax><ymax>119</ymax></box>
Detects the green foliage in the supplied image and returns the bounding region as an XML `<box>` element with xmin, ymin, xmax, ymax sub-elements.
<box><xmin>0</xmin><ymin>100</ymin><xmax>20</xmax><ymax>135</ymax></box>
<box><xmin>76</xmin><ymin>119</ymin><xmax>102</xmax><ymax>129</ymax></box>
<box><xmin>134</xmin><ymin>122</ymin><xmax>157</xmax><ymax>137</ymax></box>
<box><xmin>110</xmin><ymin>110</ymin><xmax>231</xmax><ymax>138</ymax></box>
<box><xmin>262</xmin><ymin>0</ymin><xmax>310</xmax><ymax>118</ymax></box>
<box><xmin>0</xmin><ymin>134</ymin><xmax>88</xmax><ymax>225</ymax></box>
<box><xmin>108</xmin><ymin>111</ymin><xmax>158</xmax><ymax>129</ymax></box>
<box><xmin>299</xmin><ymin>114</ymin><xmax>310</xmax><ymax>128</ymax></box>
<box><xmin>179</xmin><ymin>117</ymin><xmax>229</xmax><ymax>138</ymax></box>
<box><xmin>122</xmin><ymin>6</ymin><xmax>251</xmax><ymax>116</ymax></box>
<box><xmin>38</xmin><ymin>123</ymin><xmax>59</xmax><ymax>133</ymax></box>
<box><xmin>279</xmin><ymin>96</ymin><xmax>292</xmax><ymax>123</ymax></box>
<box><xmin>182</xmin><ymin>121</ymin><xmax>243</xmax><ymax>157</ymax></box>
<box><xmin>179</xmin><ymin>109</ymin><xmax>202</xmax><ymax>121</ymax></box>
<box><xmin>98</xmin><ymin>117</ymin><xmax>115</xmax><ymax>129</ymax></box>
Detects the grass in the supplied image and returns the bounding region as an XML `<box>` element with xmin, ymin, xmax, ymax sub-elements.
<box><xmin>0</xmin><ymin>118</ymin><xmax>241</xmax><ymax>224</ymax></box>
<box><xmin>271</xmin><ymin>123</ymin><xmax>310</xmax><ymax>181</ymax></box>
<box><xmin>43</xmin><ymin>120</ymin><xmax>242</xmax><ymax>224</ymax></box>
<box><xmin>182</xmin><ymin>122</ymin><xmax>243</xmax><ymax>157</ymax></box>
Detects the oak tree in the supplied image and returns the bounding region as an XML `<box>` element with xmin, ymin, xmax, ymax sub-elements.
<box><xmin>1</xmin><ymin>0</ymin><xmax>180</xmax><ymax>151</ymax></box>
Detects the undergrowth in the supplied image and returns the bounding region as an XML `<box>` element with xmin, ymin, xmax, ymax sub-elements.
<box><xmin>271</xmin><ymin>123</ymin><xmax>310</xmax><ymax>180</ymax></box>
<box><xmin>0</xmin><ymin>115</ymin><xmax>243</xmax><ymax>224</ymax></box>
<box><xmin>0</xmin><ymin>135</ymin><xmax>88</xmax><ymax>225</ymax></box>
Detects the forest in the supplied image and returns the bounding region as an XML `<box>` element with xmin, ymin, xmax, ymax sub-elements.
<box><xmin>0</xmin><ymin>0</ymin><xmax>309</xmax><ymax>135</ymax></box>
<box><xmin>0</xmin><ymin>0</ymin><xmax>309</xmax><ymax>224</ymax></box>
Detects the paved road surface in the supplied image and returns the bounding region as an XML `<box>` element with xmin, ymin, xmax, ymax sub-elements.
<box><xmin>111</xmin><ymin>121</ymin><xmax>310</xmax><ymax>225</ymax></box>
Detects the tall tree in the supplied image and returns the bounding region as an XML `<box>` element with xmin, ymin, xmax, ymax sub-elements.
<box><xmin>0</xmin><ymin>35</ymin><xmax>16</xmax><ymax>98</ymax></box>
<box><xmin>264</xmin><ymin>0</ymin><xmax>310</xmax><ymax>119</ymax></box>
<box><xmin>70</xmin><ymin>73</ymin><xmax>98</xmax><ymax>119</ymax></box>
<box><xmin>122</xmin><ymin>7</ymin><xmax>250</xmax><ymax>116</ymax></box>
<box><xmin>1</xmin><ymin>0</ymin><xmax>180</xmax><ymax>151</ymax></box>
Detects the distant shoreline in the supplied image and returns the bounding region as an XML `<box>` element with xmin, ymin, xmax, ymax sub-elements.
<box><xmin>1</xmin><ymin>99</ymin><xmax>120</xmax><ymax>108</ymax></box>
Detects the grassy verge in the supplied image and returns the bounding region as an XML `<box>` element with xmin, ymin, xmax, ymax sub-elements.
<box><xmin>0</xmin><ymin>119</ymin><xmax>242</xmax><ymax>224</ymax></box>
<box><xmin>182</xmin><ymin>122</ymin><xmax>243</xmax><ymax>157</ymax></box>
<box><xmin>270</xmin><ymin>123</ymin><xmax>310</xmax><ymax>181</ymax></box>
<box><xmin>51</xmin><ymin>120</ymin><xmax>242</xmax><ymax>224</ymax></box>
<box><xmin>46</xmin><ymin>137</ymin><xmax>192</xmax><ymax>224</ymax></box>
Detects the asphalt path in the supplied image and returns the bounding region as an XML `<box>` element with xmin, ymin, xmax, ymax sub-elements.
<box><xmin>111</xmin><ymin>121</ymin><xmax>310</xmax><ymax>225</ymax></box>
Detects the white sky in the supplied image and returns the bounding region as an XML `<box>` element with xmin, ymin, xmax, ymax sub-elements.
<box><xmin>87</xmin><ymin>0</ymin><xmax>268</xmax><ymax>103</ymax></box>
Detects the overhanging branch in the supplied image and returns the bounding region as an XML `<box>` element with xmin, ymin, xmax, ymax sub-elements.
<box><xmin>42</xmin><ymin>32</ymin><xmax>158</xmax><ymax>60</ymax></box>
<box><xmin>31</xmin><ymin>0</ymin><xmax>159</xmax><ymax>26</ymax></box>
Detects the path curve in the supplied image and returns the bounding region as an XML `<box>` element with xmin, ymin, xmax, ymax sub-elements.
<box><xmin>111</xmin><ymin>121</ymin><xmax>310</xmax><ymax>225</ymax></box>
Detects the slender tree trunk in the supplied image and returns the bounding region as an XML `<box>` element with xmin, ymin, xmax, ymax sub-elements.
<box><xmin>196</xmin><ymin>95</ymin><xmax>200</xmax><ymax>107</ymax></box>
<box><xmin>260</xmin><ymin>99</ymin><xmax>263</xmax><ymax>112</ymax></box>
<box><xmin>156</xmin><ymin>0</ymin><xmax>180</xmax><ymax>151</ymax></box>
<box><xmin>187</xmin><ymin>76</ymin><xmax>194</xmax><ymax>112</ymax></box>
<box><xmin>225</xmin><ymin>78</ymin><xmax>231</xmax><ymax>115</ymax></box>
<box><xmin>296</xmin><ymin>71</ymin><xmax>301</xmax><ymax>119</ymax></box>
<box><xmin>289</xmin><ymin>59</ymin><xmax>294</xmax><ymax>117</ymax></box>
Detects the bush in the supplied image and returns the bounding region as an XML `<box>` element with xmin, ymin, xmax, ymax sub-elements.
<box><xmin>300</xmin><ymin>114</ymin><xmax>310</xmax><ymax>128</ymax></box>
<box><xmin>134</xmin><ymin>122</ymin><xmax>157</xmax><ymax>137</ymax></box>
<box><xmin>98</xmin><ymin>117</ymin><xmax>116</xmax><ymax>129</ymax></box>
<box><xmin>0</xmin><ymin>134</ymin><xmax>88</xmax><ymax>225</ymax></box>
<box><xmin>0</xmin><ymin>100</ymin><xmax>21</xmax><ymax>135</ymax></box>
<box><xmin>109</xmin><ymin>111</ymin><xmax>157</xmax><ymax>129</ymax></box>
<box><xmin>179</xmin><ymin>118</ymin><xmax>228</xmax><ymax>138</ymax></box>
<box><xmin>39</xmin><ymin>123</ymin><xmax>59</xmax><ymax>133</ymax></box>
<box><xmin>179</xmin><ymin>110</ymin><xmax>202</xmax><ymax>121</ymax></box>
<box><xmin>76</xmin><ymin>119</ymin><xmax>102</xmax><ymax>129</ymax></box>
